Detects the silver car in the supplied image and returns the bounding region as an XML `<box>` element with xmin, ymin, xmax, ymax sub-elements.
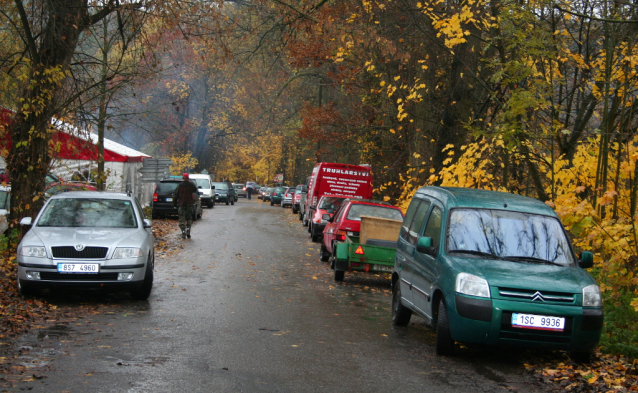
<box><xmin>16</xmin><ymin>192</ymin><xmax>155</xmax><ymax>300</ymax></box>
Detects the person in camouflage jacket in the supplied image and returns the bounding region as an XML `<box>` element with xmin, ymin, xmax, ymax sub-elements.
<box><xmin>173</xmin><ymin>173</ymin><xmax>198</xmax><ymax>238</ymax></box>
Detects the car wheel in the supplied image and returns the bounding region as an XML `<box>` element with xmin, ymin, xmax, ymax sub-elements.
<box><xmin>320</xmin><ymin>242</ymin><xmax>330</xmax><ymax>262</ymax></box>
<box><xmin>270</xmin><ymin>200</ymin><xmax>274</xmax><ymax>206</ymax></box>
<box><xmin>334</xmin><ymin>269</ymin><xmax>344</xmax><ymax>282</ymax></box>
<box><xmin>197</xmin><ymin>207</ymin><xmax>202</xmax><ymax>219</ymax></box>
<box><xmin>231</xmin><ymin>199</ymin><xmax>234</xmax><ymax>206</ymax></box>
<box><xmin>17</xmin><ymin>279</ymin><xmax>36</xmax><ymax>297</ymax></box>
<box><xmin>226</xmin><ymin>199</ymin><xmax>229</xmax><ymax>205</ymax></box>
<box><xmin>391</xmin><ymin>284</ymin><xmax>412</xmax><ymax>326</ymax></box>
<box><xmin>302</xmin><ymin>214</ymin><xmax>309</xmax><ymax>227</ymax></box>
<box><xmin>131</xmin><ymin>255</ymin><xmax>154</xmax><ymax>301</ymax></box>
<box><xmin>436</xmin><ymin>298</ymin><xmax>454</xmax><ymax>355</ymax></box>
<box><xmin>192</xmin><ymin>210</ymin><xmax>197</xmax><ymax>221</ymax></box>
<box><xmin>207</xmin><ymin>201</ymin><xmax>213</xmax><ymax>208</ymax></box>
<box><xmin>570</xmin><ymin>350</ymin><xmax>593</xmax><ymax>364</ymax></box>
<box><xmin>292</xmin><ymin>206</ymin><xmax>297</xmax><ymax>214</ymax></box>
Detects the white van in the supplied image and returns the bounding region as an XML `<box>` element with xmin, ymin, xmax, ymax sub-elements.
<box><xmin>189</xmin><ymin>174</ymin><xmax>215</xmax><ymax>208</ymax></box>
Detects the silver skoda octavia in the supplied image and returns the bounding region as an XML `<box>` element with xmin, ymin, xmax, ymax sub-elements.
<box><xmin>16</xmin><ymin>191</ymin><xmax>155</xmax><ymax>300</ymax></box>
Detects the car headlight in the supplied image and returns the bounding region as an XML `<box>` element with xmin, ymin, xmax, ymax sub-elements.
<box><xmin>112</xmin><ymin>248</ymin><xmax>143</xmax><ymax>259</ymax></box>
<box><xmin>583</xmin><ymin>284</ymin><xmax>602</xmax><ymax>307</ymax></box>
<box><xmin>21</xmin><ymin>246</ymin><xmax>47</xmax><ymax>258</ymax></box>
<box><xmin>456</xmin><ymin>272</ymin><xmax>490</xmax><ymax>298</ymax></box>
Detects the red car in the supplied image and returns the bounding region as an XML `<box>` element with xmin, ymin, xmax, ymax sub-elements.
<box><xmin>320</xmin><ymin>199</ymin><xmax>404</xmax><ymax>262</ymax></box>
<box><xmin>308</xmin><ymin>194</ymin><xmax>348</xmax><ymax>242</ymax></box>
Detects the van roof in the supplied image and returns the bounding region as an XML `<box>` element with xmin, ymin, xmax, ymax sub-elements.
<box><xmin>415</xmin><ymin>186</ymin><xmax>556</xmax><ymax>217</ymax></box>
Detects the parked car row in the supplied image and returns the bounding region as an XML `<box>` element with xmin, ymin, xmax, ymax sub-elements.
<box><xmin>284</xmin><ymin>161</ymin><xmax>603</xmax><ymax>364</ymax></box>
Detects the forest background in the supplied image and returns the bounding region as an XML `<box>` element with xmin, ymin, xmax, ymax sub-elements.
<box><xmin>1</xmin><ymin>0</ymin><xmax>638</xmax><ymax>358</ymax></box>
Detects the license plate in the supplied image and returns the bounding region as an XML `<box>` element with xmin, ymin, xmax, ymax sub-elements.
<box><xmin>374</xmin><ymin>264</ymin><xmax>393</xmax><ymax>272</ymax></box>
<box><xmin>512</xmin><ymin>313</ymin><xmax>565</xmax><ymax>331</ymax></box>
<box><xmin>57</xmin><ymin>263</ymin><xmax>100</xmax><ymax>274</ymax></box>
<box><xmin>166</xmin><ymin>197</ymin><xmax>172</xmax><ymax>202</ymax></box>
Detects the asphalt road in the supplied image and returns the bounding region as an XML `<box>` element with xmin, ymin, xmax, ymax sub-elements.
<box><xmin>5</xmin><ymin>198</ymin><xmax>554</xmax><ymax>392</ymax></box>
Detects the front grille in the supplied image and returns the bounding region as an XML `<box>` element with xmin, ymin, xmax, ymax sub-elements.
<box><xmin>497</xmin><ymin>287</ymin><xmax>575</xmax><ymax>304</ymax></box>
<box><xmin>500</xmin><ymin>311</ymin><xmax>572</xmax><ymax>344</ymax></box>
<box><xmin>51</xmin><ymin>246</ymin><xmax>108</xmax><ymax>259</ymax></box>
<box><xmin>39</xmin><ymin>272</ymin><xmax>119</xmax><ymax>281</ymax></box>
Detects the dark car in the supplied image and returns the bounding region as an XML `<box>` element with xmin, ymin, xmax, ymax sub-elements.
<box><xmin>152</xmin><ymin>178</ymin><xmax>203</xmax><ymax>219</ymax></box>
<box><xmin>212</xmin><ymin>181</ymin><xmax>236</xmax><ymax>205</ymax></box>
<box><xmin>261</xmin><ymin>187</ymin><xmax>274</xmax><ymax>202</ymax></box>
<box><xmin>270</xmin><ymin>186</ymin><xmax>287</xmax><ymax>206</ymax></box>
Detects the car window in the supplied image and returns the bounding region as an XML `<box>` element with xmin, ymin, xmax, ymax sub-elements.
<box><xmin>400</xmin><ymin>199</ymin><xmax>430</xmax><ymax>243</ymax></box>
<box><xmin>319</xmin><ymin>197</ymin><xmax>346</xmax><ymax>211</ymax></box>
<box><xmin>212</xmin><ymin>182</ymin><xmax>229</xmax><ymax>190</ymax></box>
<box><xmin>346</xmin><ymin>204</ymin><xmax>403</xmax><ymax>221</ymax></box>
<box><xmin>134</xmin><ymin>197</ymin><xmax>146</xmax><ymax>220</ymax></box>
<box><xmin>0</xmin><ymin>190</ymin><xmax>9</xmax><ymax>209</ymax></box>
<box><xmin>422</xmin><ymin>206</ymin><xmax>443</xmax><ymax>250</ymax></box>
<box><xmin>447</xmin><ymin>209</ymin><xmax>575</xmax><ymax>265</ymax></box>
<box><xmin>405</xmin><ymin>200</ymin><xmax>431</xmax><ymax>246</ymax></box>
<box><xmin>37</xmin><ymin>198</ymin><xmax>137</xmax><ymax>228</ymax></box>
<box><xmin>194</xmin><ymin>179</ymin><xmax>210</xmax><ymax>189</ymax></box>
<box><xmin>45</xmin><ymin>185</ymin><xmax>66</xmax><ymax>196</ymax></box>
<box><xmin>157</xmin><ymin>182</ymin><xmax>180</xmax><ymax>193</ymax></box>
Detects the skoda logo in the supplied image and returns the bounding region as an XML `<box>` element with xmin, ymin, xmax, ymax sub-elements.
<box><xmin>74</xmin><ymin>244</ymin><xmax>86</xmax><ymax>252</ymax></box>
<box><xmin>531</xmin><ymin>291</ymin><xmax>545</xmax><ymax>302</ymax></box>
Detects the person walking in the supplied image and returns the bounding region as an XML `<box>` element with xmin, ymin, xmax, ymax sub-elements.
<box><xmin>173</xmin><ymin>173</ymin><xmax>198</xmax><ymax>239</ymax></box>
<box><xmin>246</xmin><ymin>182</ymin><xmax>254</xmax><ymax>200</ymax></box>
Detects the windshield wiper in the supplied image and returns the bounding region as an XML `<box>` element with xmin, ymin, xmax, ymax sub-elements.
<box><xmin>501</xmin><ymin>256</ymin><xmax>563</xmax><ymax>266</ymax></box>
<box><xmin>447</xmin><ymin>250</ymin><xmax>504</xmax><ymax>260</ymax></box>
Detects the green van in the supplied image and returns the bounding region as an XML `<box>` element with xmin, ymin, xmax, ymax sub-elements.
<box><xmin>392</xmin><ymin>187</ymin><xmax>603</xmax><ymax>361</ymax></box>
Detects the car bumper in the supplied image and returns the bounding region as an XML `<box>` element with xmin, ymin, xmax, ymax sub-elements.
<box><xmin>152</xmin><ymin>202</ymin><xmax>178</xmax><ymax>215</ymax></box>
<box><xmin>449</xmin><ymin>294</ymin><xmax>603</xmax><ymax>352</ymax></box>
<box><xmin>215</xmin><ymin>195</ymin><xmax>230</xmax><ymax>202</ymax></box>
<box><xmin>17</xmin><ymin>256</ymin><xmax>149</xmax><ymax>288</ymax></box>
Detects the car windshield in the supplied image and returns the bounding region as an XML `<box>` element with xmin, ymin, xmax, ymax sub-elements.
<box><xmin>0</xmin><ymin>190</ymin><xmax>9</xmax><ymax>209</ymax></box>
<box><xmin>234</xmin><ymin>185</ymin><xmax>242</xmax><ymax>189</ymax></box>
<box><xmin>194</xmin><ymin>179</ymin><xmax>210</xmax><ymax>189</ymax></box>
<box><xmin>213</xmin><ymin>182</ymin><xmax>229</xmax><ymax>190</ymax></box>
<box><xmin>447</xmin><ymin>209</ymin><xmax>575</xmax><ymax>266</ymax></box>
<box><xmin>319</xmin><ymin>197</ymin><xmax>346</xmax><ymax>211</ymax></box>
<box><xmin>347</xmin><ymin>204</ymin><xmax>403</xmax><ymax>221</ymax></box>
<box><xmin>157</xmin><ymin>182</ymin><xmax>179</xmax><ymax>193</ymax></box>
<box><xmin>37</xmin><ymin>198</ymin><xmax>137</xmax><ymax>228</ymax></box>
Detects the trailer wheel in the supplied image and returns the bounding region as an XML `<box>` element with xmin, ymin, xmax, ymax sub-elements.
<box><xmin>334</xmin><ymin>269</ymin><xmax>344</xmax><ymax>282</ymax></box>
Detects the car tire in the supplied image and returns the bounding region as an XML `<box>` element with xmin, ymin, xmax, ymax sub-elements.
<box><xmin>570</xmin><ymin>350</ymin><xmax>593</xmax><ymax>364</ymax></box>
<box><xmin>334</xmin><ymin>269</ymin><xmax>344</xmax><ymax>282</ymax></box>
<box><xmin>292</xmin><ymin>206</ymin><xmax>298</xmax><ymax>214</ymax></box>
<box><xmin>207</xmin><ymin>201</ymin><xmax>213</xmax><ymax>208</ymax></box>
<box><xmin>436</xmin><ymin>298</ymin><xmax>454</xmax><ymax>355</ymax></box>
<box><xmin>320</xmin><ymin>242</ymin><xmax>330</xmax><ymax>262</ymax></box>
<box><xmin>17</xmin><ymin>279</ymin><xmax>36</xmax><ymax>297</ymax></box>
<box><xmin>231</xmin><ymin>199</ymin><xmax>234</xmax><ymax>206</ymax></box>
<box><xmin>131</xmin><ymin>255</ymin><xmax>154</xmax><ymax>301</ymax></box>
<box><xmin>226</xmin><ymin>199</ymin><xmax>229</xmax><ymax>205</ymax></box>
<box><xmin>270</xmin><ymin>200</ymin><xmax>274</xmax><ymax>206</ymax></box>
<box><xmin>302</xmin><ymin>214</ymin><xmax>309</xmax><ymax>227</ymax></box>
<box><xmin>391</xmin><ymin>284</ymin><xmax>412</xmax><ymax>326</ymax></box>
<box><xmin>197</xmin><ymin>207</ymin><xmax>202</xmax><ymax>219</ymax></box>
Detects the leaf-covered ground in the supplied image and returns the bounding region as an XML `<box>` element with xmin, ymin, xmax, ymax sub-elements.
<box><xmin>1</xmin><ymin>218</ymin><xmax>637</xmax><ymax>391</ymax></box>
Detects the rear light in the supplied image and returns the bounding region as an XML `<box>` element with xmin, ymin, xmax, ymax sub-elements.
<box><xmin>352</xmin><ymin>262</ymin><xmax>361</xmax><ymax>267</ymax></box>
<box><xmin>355</xmin><ymin>246</ymin><xmax>364</xmax><ymax>255</ymax></box>
<box><xmin>336</xmin><ymin>230</ymin><xmax>347</xmax><ymax>242</ymax></box>
<box><xmin>363</xmin><ymin>263</ymin><xmax>371</xmax><ymax>272</ymax></box>
<box><xmin>153</xmin><ymin>192</ymin><xmax>158</xmax><ymax>202</ymax></box>
<box><xmin>243</xmin><ymin>187</ymin><xmax>246</xmax><ymax>191</ymax></box>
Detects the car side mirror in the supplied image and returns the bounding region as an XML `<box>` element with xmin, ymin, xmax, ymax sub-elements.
<box><xmin>416</xmin><ymin>236</ymin><xmax>437</xmax><ymax>256</ymax></box>
<box><xmin>322</xmin><ymin>213</ymin><xmax>331</xmax><ymax>220</ymax></box>
<box><xmin>143</xmin><ymin>219</ymin><xmax>152</xmax><ymax>228</ymax></box>
<box><xmin>20</xmin><ymin>217</ymin><xmax>32</xmax><ymax>227</ymax></box>
<box><xmin>309</xmin><ymin>205</ymin><xmax>316</xmax><ymax>210</ymax></box>
<box><xmin>198</xmin><ymin>186</ymin><xmax>202</xmax><ymax>189</ymax></box>
<box><xmin>579</xmin><ymin>251</ymin><xmax>594</xmax><ymax>268</ymax></box>
<box><xmin>212</xmin><ymin>186</ymin><xmax>215</xmax><ymax>189</ymax></box>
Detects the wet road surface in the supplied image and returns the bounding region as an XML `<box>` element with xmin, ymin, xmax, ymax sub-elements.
<box><xmin>4</xmin><ymin>199</ymin><xmax>554</xmax><ymax>392</ymax></box>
